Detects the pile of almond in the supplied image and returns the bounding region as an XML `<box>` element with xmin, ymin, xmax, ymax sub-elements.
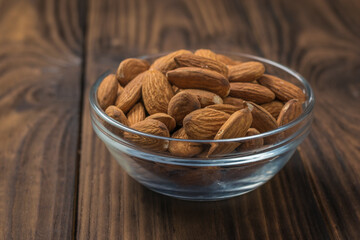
<box><xmin>97</xmin><ymin>49</ymin><xmax>306</xmax><ymax>158</ymax></box>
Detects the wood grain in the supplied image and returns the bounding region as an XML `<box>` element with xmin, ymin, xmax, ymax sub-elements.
<box><xmin>0</xmin><ymin>0</ymin><xmax>85</xmax><ymax>239</ymax></box>
<box><xmin>77</xmin><ymin>0</ymin><xmax>360</xmax><ymax>239</ymax></box>
<box><xmin>0</xmin><ymin>0</ymin><xmax>359</xmax><ymax>239</ymax></box>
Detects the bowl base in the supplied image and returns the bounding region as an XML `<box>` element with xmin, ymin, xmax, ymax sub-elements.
<box><xmin>146</xmin><ymin>182</ymin><xmax>263</xmax><ymax>201</ymax></box>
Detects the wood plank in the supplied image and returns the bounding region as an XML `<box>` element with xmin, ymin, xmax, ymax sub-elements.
<box><xmin>270</xmin><ymin>0</ymin><xmax>360</xmax><ymax>238</ymax></box>
<box><xmin>0</xmin><ymin>0</ymin><xmax>85</xmax><ymax>239</ymax></box>
<box><xmin>77</xmin><ymin>0</ymin><xmax>360</xmax><ymax>239</ymax></box>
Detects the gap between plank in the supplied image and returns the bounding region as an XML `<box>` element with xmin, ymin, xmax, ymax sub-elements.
<box><xmin>72</xmin><ymin>0</ymin><xmax>89</xmax><ymax>239</ymax></box>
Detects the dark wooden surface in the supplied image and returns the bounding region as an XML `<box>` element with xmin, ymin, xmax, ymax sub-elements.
<box><xmin>0</xmin><ymin>0</ymin><xmax>359</xmax><ymax>239</ymax></box>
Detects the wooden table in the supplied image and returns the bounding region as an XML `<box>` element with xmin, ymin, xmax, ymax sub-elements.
<box><xmin>1</xmin><ymin>0</ymin><xmax>359</xmax><ymax>239</ymax></box>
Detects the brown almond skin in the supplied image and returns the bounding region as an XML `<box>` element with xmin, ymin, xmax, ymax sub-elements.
<box><xmin>222</xmin><ymin>97</ymin><xmax>246</xmax><ymax>107</ymax></box>
<box><xmin>230</xmin><ymin>82</ymin><xmax>275</xmax><ymax>104</ymax></box>
<box><xmin>116</xmin><ymin>72</ymin><xmax>144</xmax><ymax>113</ymax></box>
<box><xmin>142</xmin><ymin>69</ymin><xmax>174</xmax><ymax>115</ymax></box>
<box><xmin>168</xmin><ymin>128</ymin><xmax>203</xmax><ymax>157</ymax></box>
<box><xmin>183</xmin><ymin>108</ymin><xmax>230</xmax><ymax>140</ymax></box>
<box><xmin>150</xmin><ymin>163</ymin><xmax>220</xmax><ymax>187</ymax></box>
<box><xmin>238</xmin><ymin>128</ymin><xmax>264</xmax><ymax>151</ymax></box>
<box><xmin>260</xmin><ymin>100</ymin><xmax>284</xmax><ymax>119</ymax></box>
<box><xmin>127</xmin><ymin>102</ymin><xmax>146</xmax><ymax>126</ymax></box>
<box><xmin>116</xmin><ymin>58</ymin><xmax>150</xmax><ymax>86</ymax></box>
<box><xmin>196</xmin><ymin>145</ymin><xmax>211</xmax><ymax>158</ymax></box>
<box><xmin>168</xmin><ymin>92</ymin><xmax>201</xmax><ymax>125</ymax></box>
<box><xmin>117</xmin><ymin>83</ymin><xmax>124</xmax><ymax>97</ymax></box>
<box><xmin>277</xmin><ymin>99</ymin><xmax>303</xmax><ymax>126</ymax></box>
<box><xmin>208</xmin><ymin>108</ymin><xmax>253</xmax><ymax>156</ymax></box>
<box><xmin>174</xmin><ymin>54</ymin><xmax>228</xmax><ymax>76</ymax></box>
<box><xmin>172</xmin><ymin>85</ymin><xmax>180</xmax><ymax>94</ymax></box>
<box><xmin>194</xmin><ymin>49</ymin><xmax>217</xmax><ymax>60</ymax></box>
<box><xmin>180</xmin><ymin>89</ymin><xmax>223</xmax><ymax>107</ymax></box>
<box><xmin>97</xmin><ymin>74</ymin><xmax>118</xmax><ymax>110</ymax></box>
<box><xmin>167</xmin><ymin>67</ymin><xmax>230</xmax><ymax>97</ymax></box>
<box><xmin>258</xmin><ymin>74</ymin><xmax>306</xmax><ymax>102</ymax></box>
<box><xmin>228</xmin><ymin>61</ymin><xmax>265</xmax><ymax>82</ymax></box>
<box><xmin>124</xmin><ymin>119</ymin><xmax>170</xmax><ymax>152</ymax></box>
<box><xmin>205</xmin><ymin>104</ymin><xmax>246</xmax><ymax>115</ymax></box>
<box><xmin>105</xmin><ymin>105</ymin><xmax>129</xmax><ymax>126</ymax></box>
<box><xmin>151</xmin><ymin>49</ymin><xmax>192</xmax><ymax>74</ymax></box>
<box><xmin>146</xmin><ymin>113</ymin><xmax>176</xmax><ymax>132</ymax></box>
<box><xmin>216</xmin><ymin>54</ymin><xmax>237</xmax><ymax>65</ymax></box>
<box><xmin>247</xmin><ymin>102</ymin><xmax>278</xmax><ymax>133</ymax></box>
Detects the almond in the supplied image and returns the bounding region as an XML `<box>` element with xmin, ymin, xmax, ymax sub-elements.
<box><xmin>117</xmin><ymin>83</ymin><xmax>124</xmax><ymax>97</ymax></box>
<box><xmin>205</xmin><ymin>104</ymin><xmax>246</xmax><ymax>115</ymax></box>
<box><xmin>180</xmin><ymin>89</ymin><xmax>223</xmax><ymax>107</ymax></box>
<box><xmin>260</xmin><ymin>100</ymin><xmax>284</xmax><ymax>119</ymax></box>
<box><xmin>277</xmin><ymin>99</ymin><xmax>303</xmax><ymax>126</ymax></box>
<box><xmin>97</xmin><ymin>74</ymin><xmax>118</xmax><ymax>110</ymax></box>
<box><xmin>238</xmin><ymin>128</ymin><xmax>264</xmax><ymax>151</ymax></box>
<box><xmin>168</xmin><ymin>128</ymin><xmax>203</xmax><ymax>157</ymax></box>
<box><xmin>116</xmin><ymin>72</ymin><xmax>144</xmax><ymax>113</ymax></box>
<box><xmin>258</xmin><ymin>74</ymin><xmax>306</xmax><ymax>102</ymax></box>
<box><xmin>194</xmin><ymin>49</ymin><xmax>218</xmax><ymax>60</ymax></box>
<box><xmin>142</xmin><ymin>69</ymin><xmax>174</xmax><ymax>115</ymax></box>
<box><xmin>146</xmin><ymin>113</ymin><xmax>176</xmax><ymax>132</ymax></box>
<box><xmin>228</xmin><ymin>61</ymin><xmax>265</xmax><ymax>82</ymax></box>
<box><xmin>216</xmin><ymin>54</ymin><xmax>237</xmax><ymax>65</ymax></box>
<box><xmin>168</xmin><ymin>92</ymin><xmax>201</xmax><ymax>125</ymax></box>
<box><xmin>151</xmin><ymin>163</ymin><xmax>219</xmax><ymax>186</ymax></box>
<box><xmin>183</xmin><ymin>108</ymin><xmax>230</xmax><ymax>140</ymax></box>
<box><xmin>222</xmin><ymin>97</ymin><xmax>246</xmax><ymax>107</ymax></box>
<box><xmin>105</xmin><ymin>105</ymin><xmax>129</xmax><ymax>126</ymax></box>
<box><xmin>174</xmin><ymin>54</ymin><xmax>228</xmax><ymax>76</ymax></box>
<box><xmin>230</xmin><ymin>82</ymin><xmax>275</xmax><ymax>104</ymax></box>
<box><xmin>127</xmin><ymin>102</ymin><xmax>146</xmax><ymax>126</ymax></box>
<box><xmin>151</xmin><ymin>49</ymin><xmax>192</xmax><ymax>74</ymax></box>
<box><xmin>208</xmin><ymin>108</ymin><xmax>253</xmax><ymax>156</ymax></box>
<box><xmin>124</xmin><ymin>119</ymin><xmax>170</xmax><ymax>152</ymax></box>
<box><xmin>167</xmin><ymin>67</ymin><xmax>230</xmax><ymax>97</ymax></box>
<box><xmin>172</xmin><ymin>85</ymin><xmax>180</xmax><ymax>94</ymax></box>
<box><xmin>196</xmin><ymin>145</ymin><xmax>211</xmax><ymax>158</ymax></box>
<box><xmin>247</xmin><ymin>102</ymin><xmax>278</xmax><ymax>133</ymax></box>
<box><xmin>116</xmin><ymin>58</ymin><xmax>150</xmax><ymax>86</ymax></box>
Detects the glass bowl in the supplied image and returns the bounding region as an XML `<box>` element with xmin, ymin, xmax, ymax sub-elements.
<box><xmin>89</xmin><ymin>52</ymin><xmax>315</xmax><ymax>201</ymax></box>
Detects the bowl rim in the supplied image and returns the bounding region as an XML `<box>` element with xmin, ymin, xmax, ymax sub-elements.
<box><xmin>89</xmin><ymin>51</ymin><xmax>315</xmax><ymax>143</ymax></box>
